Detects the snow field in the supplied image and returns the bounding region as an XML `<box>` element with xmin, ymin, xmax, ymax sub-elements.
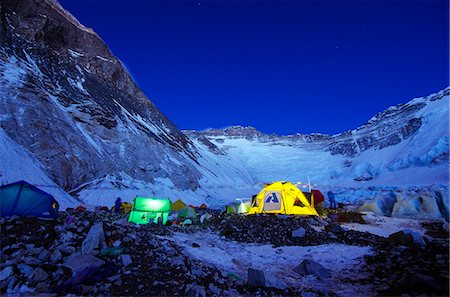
<box><xmin>167</xmin><ymin>231</ymin><xmax>374</xmax><ymax>295</ymax></box>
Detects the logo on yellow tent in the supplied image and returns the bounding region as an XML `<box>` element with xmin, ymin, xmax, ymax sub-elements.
<box><xmin>265</xmin><ymin>192</ymin><xmax>279</xmax><ymax>203</ymax></box>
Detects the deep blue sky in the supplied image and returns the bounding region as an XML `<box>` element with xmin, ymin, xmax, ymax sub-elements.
<box><xmin>60</xmin><ymin>0</ymin><xmax>449</xmax><ymax>135</ymax></box>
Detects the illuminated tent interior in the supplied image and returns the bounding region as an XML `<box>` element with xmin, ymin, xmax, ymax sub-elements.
<box><xmin>128</xmin><ymin>196</ymin><xmax>172</xmax><ymax>225</ymax></box>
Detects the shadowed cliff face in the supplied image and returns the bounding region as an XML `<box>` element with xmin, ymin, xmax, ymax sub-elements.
<box><xmin>0</xmin><ymin>0</ymin><xmax>203</xmax><ymax>191</ymax></box>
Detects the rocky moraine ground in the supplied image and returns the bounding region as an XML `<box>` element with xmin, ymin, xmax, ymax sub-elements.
<box><xmin>0</xmin><ymin>209</ymin><xmax>448</xmax><ymax>296</ymax></box>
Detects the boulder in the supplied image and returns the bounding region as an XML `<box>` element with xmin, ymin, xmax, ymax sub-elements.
<box><xmin>10</xmin><ymin>249</ymin><xmax>25</xmax><ymax>258</ymax></box>
<box><xmin>28</xmin><ymin>247</ymin><xmax>44</xmax><ymax>256</ymax></box>
<box><xmin>60</xmin><ymin>231</ymin><xmax>75</xmax><ymax>243</ymax></box>
<box><xmin>23</xmin><ymin>256</ymin><xmax>41</xmax><ymax>265</ymax></box>
<box><xmin>19</xmin><ymin>284</ymin><xmax>34</xmax><ymax>294</ymax></box>
<box><xmin>30</xmin><ymin>268</ymin><xmax>48</xmax><ymax>282</ymax></box>
<box><xmin>170</xmin><ymin>255</ymin><xmax>185</xmax><ymax>267</ymax></box>
<box><xmin>53</xmin><ymin>265</ymin><xmax>101</xmax><ymax>293</ymax></box>
<box><xmin>186</xmin><ymin>284</ymin><xmax>206</xmax><ymax>297</ymax></box>
<box><xmin>0</xmin><ymin>267</ymin><xmax>14</xmax><ymax>282</ymax></box>
<box><xmin>325</xmin><ymin>224</ymin><xmax>345</xmax><ymax>234</ymax></box>
<box><xmin>17</xmin><ymin>264</ymin><xmax>33</xmax><ymax>276</ymax></box>
<box><xmin>208</xmin><ymin>283</ymin><xmax>221</xmax><ymax>295</ymax></box>
<box><xmin>292</xmin><ymin>227</ymin><xmax>306</xmax><ymax>238</ymax></box>
<box><xmin>107</xmin><ymin>274</ymin><xmax>121</xmax><ymax>282</ymax></box>
<box><xmin>200</xmin><ymin>213</ymin><xmax>213</xmax><ymax>224</ymax></box>
<box><xmin>121</xmin><ymin>254</ymin><xmax>132</xmax><ymax>267</ymax></box>
<box><xmin>58</xmin><ymin>244</ymin><xmax>76</xmax><ymax>255</ymax></box>
<box><xmin>294</xmin><ymin>259</ymin><xmax>331</xmax><ymax>279</ymax></box>
<box><xmin>81</xmin><ymin>223</ymin><xmax>106</xmax><ymax>255</ymax></box>
<box><xmin>38</xmin><ymin>249</ymin><xmax>49</xmax><ymax>260</ymax></box>
<box><xmin>191</xmin><ymin>266</ymin><xmax>204</xmax><ymax>277</ymax></box>
<box><xmin>50</xmin><ymin>250</ymin><xmax>63</xmax><ymax>263</ymax></box>
<box><xmin>388</xmin><ymin>229</ymin><xmax>426</xmax><ymax>246</ymax></box>
<box><xmin>114</xmin><ymin>219</ymin><xmax>128</xmax><ymax>227</ymax></box>
<box><xmin>4</xmin><ymin>275</ymin><xmax>16</xmax><ymax>291</ymax></box>
<box><xmin>63</xmin><ymin>254</ymin><xmax>105</xmax><ymax>274</ymax></box>
<box><xmin>247</xmin><ymin>268</ymin><xmax>266</xmax><ymax>287</ymax></box>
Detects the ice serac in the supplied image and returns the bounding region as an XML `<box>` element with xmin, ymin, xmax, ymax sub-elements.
<box><xmin>0</xmin><ymin>0</ymin><xmax>204</xmax><ymax>194</ymax></box>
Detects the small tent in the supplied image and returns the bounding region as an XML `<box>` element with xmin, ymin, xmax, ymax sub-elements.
<box><xmin>112</xmin><ymin>202</ymin><xmax>133</xmax><ymax>214</ymax></box>
<box><xmin>0</xmin><ymin>181</ymin><xmax>59</xmax><ymax>219</ymax></box>
<box><xmin>311</xmin><ymin>190</ymin><xmax>325</xmax><ymax>205</ymax></box>
<box><xmin>171</xmin><ymin>199</ymin><xmax>186</xmax><ymax>212</ymax></box>
<box><xmin>226</xmin><ymin>201</ymin><xmax>251</xmax><ymax>215</ymax></box>
<box><xmin>121</xmin><ymin>202</ymin><xmax>133</xmax><ymax>214</ymax></box>
<box><xmin>238</xmin><ymin>200</ymin><xmax>251</xmax><ymax>214</ymax></box>
<box><xmin>303</xmin><ymin>190</ymin><xmax>325</xmax><ymax>206</ymax></box>
<box><xmin>226</xmin><ymin>204</ymin><xmax>237</xmax><ymax>214</ymax></box>
<box><xmin>128</xmin><ymin>197</ymin><xmax>171</xmax><ymax>225</ymax></box>
<box><xmin>178</xmin><ymin>207</ymin><xmax>197</xmax><ymax>219</ymax></box>
<box><xmin>248</xmin><ymin>181</ymin><xmax>318</xmax><ymax>216</ymax></box>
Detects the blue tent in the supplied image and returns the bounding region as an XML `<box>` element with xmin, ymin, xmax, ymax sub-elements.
<box><xmin>0</xmin><ymin>181</ymin><xmax>59</xmax><ymax>219</ymax></box>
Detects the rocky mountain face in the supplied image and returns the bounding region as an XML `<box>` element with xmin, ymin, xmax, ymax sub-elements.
<box><xmin>0</xmin><ymin>0</ymin><xmax>209</xmax><ymax>192</ymax></box>
<box><xmin>327</xmin><ymin>91</ymin><xmax>447</xmax><ymax>157</ymax></box>
<box><xmin>195</xmin><ymin>87</ymin><xmax>449</xmax><ymax>160</ymax></box>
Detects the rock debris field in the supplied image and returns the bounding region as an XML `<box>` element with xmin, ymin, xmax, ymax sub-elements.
<box><xmin>0</xmin><ymin>209</ymin><xmax>448</xmax><ymax>296</ymax></box>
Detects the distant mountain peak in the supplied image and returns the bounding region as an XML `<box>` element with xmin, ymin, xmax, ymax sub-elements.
<box><xmin>0</xmin><ymin>0</ymin><xmax>202</xmax><ymax>191</ymax></box>
<box><xmin>192</xmin><ymin>126</ymin><xmax>261</xmax><ymax>140</ymax></box>
<box><xmin>44</xmin><ymin>0</ymin><xmax>96</xmax><ymax>35</ymax></box>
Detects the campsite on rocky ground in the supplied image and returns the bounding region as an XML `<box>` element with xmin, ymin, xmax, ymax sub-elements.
<box><xmin>1</xmin><ymin>0</ymin><xmax>449</xmax><ymax>296</ymax></box>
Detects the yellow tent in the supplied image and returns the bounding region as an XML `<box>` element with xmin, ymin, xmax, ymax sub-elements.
<box><xmin>248</xmin><ymin>181</ymin><xmax>318</xmax><ymax>216</ymax></box>
<box><xmin>111</xmin><ymin>202</ymin><xmax>132</xmax><ymax>214</ymax></box>
<box><xmin>121</xmin><ymin>202</ymin><xmax>132</xmax><ymax>214</ymax></box>
<box><xmin>172</xmin><ymin>199</ymin><xmax>187</xmax><ymax>211</ymax></box>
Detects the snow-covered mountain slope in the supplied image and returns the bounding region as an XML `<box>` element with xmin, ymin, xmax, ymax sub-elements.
<box><xmin>189</xmin><ymin>88</ymin><xmax>449</xmax><ymax>189</ymax></box>
<box><xmin>0</xmin><ymin>0</ymin><xmax>252</xmax><ymax>206</ymax></box>
<box><xmin>0</xmin><ymin>129</ymin><xmax>79</xmax><ymax>208</ymax></box>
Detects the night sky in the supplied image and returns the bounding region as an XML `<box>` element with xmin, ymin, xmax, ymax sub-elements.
<box><xmin>59</xmin><ymin>0</ymin><xmax>449</xmax><ymax>135</ymax></box>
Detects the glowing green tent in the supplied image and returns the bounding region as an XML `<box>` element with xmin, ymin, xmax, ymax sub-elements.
<box><xmin>128</xmin><ymin>197</ymin><xmax>171</xmax><ymax>225</ymax></box>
